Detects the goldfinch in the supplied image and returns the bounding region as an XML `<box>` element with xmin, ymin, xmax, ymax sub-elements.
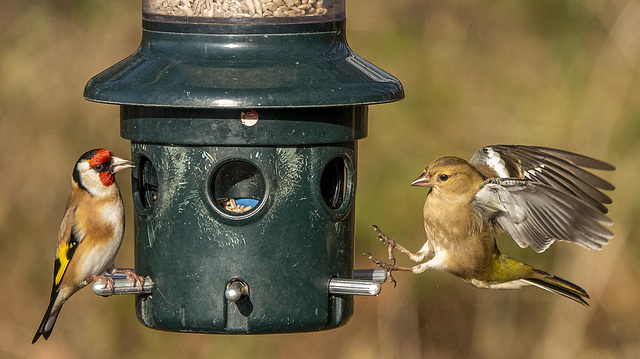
<box><xmin>33</xmin><ymin>149</ymin><xmax>135</xmax><ymax>343</ymax></box>
<box><xmin>370</xmin><ymin>145</ymin><xmax>614</xmax><ymax>306</ymax></box>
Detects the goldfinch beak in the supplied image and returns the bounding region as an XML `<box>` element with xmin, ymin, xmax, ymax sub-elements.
<box><xmin>110</xmin><ymin>156</ymin><xmax>135</xmax><ymax>174</ymax></box>
<box><xmin>411</xmin><ymin>173</ymin><xmax>433</xmax><ymax>187</ymax></box>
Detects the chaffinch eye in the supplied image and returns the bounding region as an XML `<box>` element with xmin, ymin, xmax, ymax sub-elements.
<box><xmin>439</xmin><ymin>174</ymin><xmax>449</xmax><ymax>181</ymax></box>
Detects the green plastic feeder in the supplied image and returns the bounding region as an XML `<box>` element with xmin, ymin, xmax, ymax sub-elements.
<box><xmin>84</xmin><ymin>0</ymin><xmax>403</xmax><ymax>334</ymax></box>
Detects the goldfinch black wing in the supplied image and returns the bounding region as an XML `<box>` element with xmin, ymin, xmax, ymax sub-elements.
<box><xmin>53</xmin><ymin>199</ymin><xmax>82</xmax><ymax>291</ymax></box>
<box><xmin>33</xmin><ymin>199</ymin><xmax>83</xmax><ymax>344</ymax></box>
<box><xmin>470</xmin><ymin>145</ymin><xmax>615</xmax><ymax>213</ymax></box>
<box><xmin>472</xmin><ymin>178</ymin><xmax>613</xmax><ymax>253</ymax></box>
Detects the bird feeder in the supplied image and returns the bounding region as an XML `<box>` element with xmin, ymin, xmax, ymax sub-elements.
<box><xmin>84</xmin><ymin>0</ymin><xmax>403</xmax><ymax>334</ymax></box>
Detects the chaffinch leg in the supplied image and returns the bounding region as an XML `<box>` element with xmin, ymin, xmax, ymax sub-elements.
<box><xmin>410</xmin><ymin>261</ymin><xmax>436</xmax><ymax>275</ymax></box>
<box><xmin>366</xmin><ymin>252</ymin><xmax>414</xmax><ymax>288</ymax></box>
<box><xmin>372</xmin><ymin>225</ymin><xmax>424</xmax><ymax>262</ymax></box>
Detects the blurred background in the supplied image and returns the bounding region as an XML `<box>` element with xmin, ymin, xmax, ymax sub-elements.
<box><xmin>2</xmin><ymin>0</ymin><xmax>639</xmax><ymax>358</ymax></box>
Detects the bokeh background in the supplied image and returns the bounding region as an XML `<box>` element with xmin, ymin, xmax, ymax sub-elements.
<box><xmin>2</xmin><ymin>0</ymin><xmax>639</xmax><ymax>358</ymax></box>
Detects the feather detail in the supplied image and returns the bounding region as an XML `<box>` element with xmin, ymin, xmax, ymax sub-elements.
<box><xmin>32</xmin><ymin>289</ymin><xmax>63</xmax><ymax>344</ymax></box>
<box><xmin>473</xmin><ymin>178</ymin><xmax>612</xmax><ymax>252</ymax></box>
<box><xmin>471</xmin><ymin>145</ymin><xmax>614</xmax><ymax>213</ymax></box>
<box><xmin>523</xmin><ymin>268</ymin><xmax>590</xmax><ymax>306</ymax></box>
<box><xmin>53</xmin><ymin>230</ymin><xmax>80</xmax><ymax>289</ymax></box>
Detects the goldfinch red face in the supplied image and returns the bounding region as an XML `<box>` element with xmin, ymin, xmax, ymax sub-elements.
<box><xmin>73</xmin><ymin>149</ymin><xmax>134</xmax><ymax>196</ymax></box>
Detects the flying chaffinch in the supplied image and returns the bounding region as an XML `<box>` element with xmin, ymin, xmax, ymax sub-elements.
<box><xmin>369</xmin><ymin>145</ymin><xmax>614</xmax><ymax>306</ymax></box>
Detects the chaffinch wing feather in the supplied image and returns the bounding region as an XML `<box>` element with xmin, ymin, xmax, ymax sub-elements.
<box><xmin>473</xmin><ymin>178</ymin><xmax>613</xmax><ymax>253</ymax></box>
<box><xmin>526</xmin><ymin>146</ymin><xmax>615</xmax><ymax>171</ymax></box>
<box><xmin>471</xmin><ymin>145</ymin><xmax>615</xmax><ymax>213</ymax></box>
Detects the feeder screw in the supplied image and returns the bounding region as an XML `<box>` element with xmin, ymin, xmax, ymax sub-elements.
<box><xmin>225</xmin><ymin>280</ymin><xmax>249</xmax><ymax>302</ymax></box>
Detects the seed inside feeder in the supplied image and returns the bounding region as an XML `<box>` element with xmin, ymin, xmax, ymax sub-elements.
<box><xmin>217</xmin><ymin>197</ymin><xmax>259</xmax><ymax>213</ymax></box>
<box><xmin>145</xmin><ymin>0</ymin><xmax>329</xmax><ymax>18</ymax></box>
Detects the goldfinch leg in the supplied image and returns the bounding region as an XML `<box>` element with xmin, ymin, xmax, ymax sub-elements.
<box><xmin>372</xmin><ymin>225</ymin><xmax>423</xmax><ymax>262</ymax></box>
<box><xmin>88</xmin><ymin>274</ymin><xmax>115</xmax><ymax>293</ymax></box>
<box><xmin>366</xmin><ymin>252</ymin><xmax>414</xmax><ymax>288</ymax></box>
<box><xmin>111</xmin><ymin>268</ymin><xmax>145</xmax><ymax>291</ymax></box>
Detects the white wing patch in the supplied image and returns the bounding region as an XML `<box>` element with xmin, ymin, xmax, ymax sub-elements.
<box><xmin>485</xmin><ymin>148</ymin><xmax>510</xmax><ymax>178</ymax></box>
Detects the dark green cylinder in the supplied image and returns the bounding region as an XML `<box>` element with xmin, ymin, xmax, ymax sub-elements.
<box><xmin>128</xmin><ymin>106</ymin><xmax>359</xmax><ymax>333</ymax></box>
<box><xmin>85</xmin><ymin>16</ymin><xmax>403</xmax><ymax>334</ymax></box>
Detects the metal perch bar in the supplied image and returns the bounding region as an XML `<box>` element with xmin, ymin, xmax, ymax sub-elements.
<box><xmin>330</xmin><ymin>268</ymin><xmax>389</xmax><ymax>296</ymax></box>
<box><xmin>328</xmin><ymin>278</ymin><xmax>381</xmax><ymax>296</ymax></box>
<box><xmin>352</xmin><ymin>268</ymin><xmax>388</xmax><ymax>283</ymax></box>
<box><xmin>92</xmin><ymin>271</ymin><xmax>154</xmax><ymax>296</ymax></box>
<box><xmin>92</xmin><ymin>269</ymin><xmax>386</xmax><ymax>297</ymax></box>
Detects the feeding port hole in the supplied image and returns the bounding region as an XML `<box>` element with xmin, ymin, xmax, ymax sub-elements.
<box><xmin>135</xmin><ymin>156</ymin><xmax>158</xmax><ymax>209</ymax></box>
<box><xmin>320</xmin><ymin>156</ymin><xmax>347</xmax><ymax>210</ymax></box>
<box><xmin>212</xmin><ymin>160</ymin><xmax>265</xmax><ymax>216</ymax></box>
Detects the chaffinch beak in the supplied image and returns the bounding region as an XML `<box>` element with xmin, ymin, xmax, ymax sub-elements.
<box><xmin>411</xmin><ymin>172</ymin><xmax>433</xmax><ymax>187</ymax></box>
<box><xmin>109</xmin><ymin>156</ymin><xmax>135</xmax><ymax>174</ymax></box>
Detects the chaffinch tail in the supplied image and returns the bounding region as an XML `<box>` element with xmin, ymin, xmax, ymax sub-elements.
<box><xmin>369</xmin><ymin>145</ymin><xmax>614</xmax><ymax>306</ymax></box>
<box><xmin>33</xmin><ymin>149</ymin><xmax>139</xmax><ymax>343</ymax></box>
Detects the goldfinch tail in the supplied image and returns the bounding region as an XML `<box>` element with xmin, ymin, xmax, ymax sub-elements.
<box><xmin>523</xmin><ymin>269</ymin><xmax>590</xmax><ymax>306</ymax></box>
<box><xmin>32</xmin><ymin>290</ymin><xmax>64</xmax><ymax>344</ymax></box>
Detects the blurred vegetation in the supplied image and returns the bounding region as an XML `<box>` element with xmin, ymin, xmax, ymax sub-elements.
<box><xmin>2</xmin><ymin>0</ymin><xmax>639</xmax><ymax>358</ymax></box>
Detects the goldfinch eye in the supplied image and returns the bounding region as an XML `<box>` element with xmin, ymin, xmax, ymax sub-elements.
<box><xmin>439</xmin><ymin>174</ymin><xmax>449</xmax><ymax>181</ymax></box>
<box><xmin>93</xmin><ymin>164</ymin><xmax>105</xmax><ymax>172</ymax></box>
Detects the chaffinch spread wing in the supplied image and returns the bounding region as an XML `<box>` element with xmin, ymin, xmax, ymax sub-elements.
<box><xmin>473</xmin><ymin>178</ymin><xmax>613</xmax><ymax>253</ymax></box>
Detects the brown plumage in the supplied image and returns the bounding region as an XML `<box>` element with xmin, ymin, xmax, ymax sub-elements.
<box><xmin>370</xmin><ymin>145</ymin><xmax>614</xmax><ymax>305</ymax></box>
<box><xmin>33</xmin><ymin>149</ymin><xmax>134</xmax><ymax>343</ymax></box>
